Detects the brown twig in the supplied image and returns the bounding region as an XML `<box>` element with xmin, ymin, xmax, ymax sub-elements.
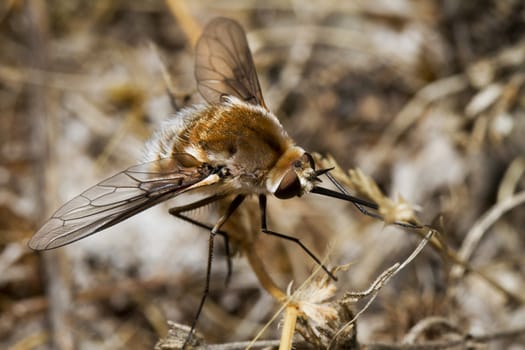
<box><xmin>363</xmin><ymin>325</ymin><xmax>525</xmax><ymax>349</ymax></box>
<box><xmin>164</xmin><ymin>0</ymin><xmax>202</xmax><ymax>47</ymax></box>
<box><xmin>451</xmin><ymin>190</ymin><xmax>525</xmax><ymax>279</ymax></box>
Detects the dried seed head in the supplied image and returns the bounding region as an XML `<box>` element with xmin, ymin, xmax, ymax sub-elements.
<box><xmin>290</xmin><ymin>277</ymin><xmax>339</xmax><ymax>326</ymax></box>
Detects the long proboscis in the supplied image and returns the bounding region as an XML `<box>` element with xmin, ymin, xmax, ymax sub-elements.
<box><xmin>311</xmin><ymin>186</ymin><xmax>379</xmax><ymax>210</ymax></box>
<box><xmin>311</xmin><ymin>174</ymin><xmax>421</xmax><ymax>230</ymax></box>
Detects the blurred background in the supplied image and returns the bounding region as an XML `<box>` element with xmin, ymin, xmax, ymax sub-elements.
<box><xmin>1</xmin><ymin>0</ymin><xmax>524</xmax><ymax>349</ymax></box>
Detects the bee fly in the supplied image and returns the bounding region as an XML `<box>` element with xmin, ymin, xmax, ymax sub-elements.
<box><xmin>30</xmin><ymin>17</ymin><xmax>381</xmax><ymax>342</ymax></box>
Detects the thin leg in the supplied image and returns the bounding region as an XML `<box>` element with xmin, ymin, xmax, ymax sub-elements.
<box><xmin>182</xmin><ymin>195</ymin><xmax>246</xmax><ymax>349</ymax></box>
<box><xmin>172</xmin><ymin>212</ymin><xmax>233</xmax><ymax>285</ymax></box>
<box><xmin>258</xmin><ymin>195</ymin><xmax>337</xmax><ymax>281</ymax></box>
<box><xmin>169</xmin><ymin>195</ymin><xmax>233</xmax><ymax>285</ymax></box>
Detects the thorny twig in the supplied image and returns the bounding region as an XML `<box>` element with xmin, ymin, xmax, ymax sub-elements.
<box><xmin>155</xmin><ymin>227</ymin><xmax>525</xmax><ymax>349</ymax></box>
<box><xmin>326</xmin><ymin>228</ymin><xmax>435</xmax><ymax>349</ymax></box>
<box><xmin>315</xmin><ymin>153</ymin><xmax>525</xmax><ymax>304</ymax></box>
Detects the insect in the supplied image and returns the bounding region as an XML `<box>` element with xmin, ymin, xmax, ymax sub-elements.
<box><xmin>30</xmin><ymin>17</ymin><xmax>381</xmax><ymax>343</ymax></box>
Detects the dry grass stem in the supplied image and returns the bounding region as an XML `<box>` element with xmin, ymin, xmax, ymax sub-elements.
<box><xmin>3</xmin><ymin>2</ymin><xmax>525</xmax><ymax>349</ymax></box>
<box><xmin>278</xmin><ymin>305</ymin><xmax>298</xmax><ymax>350</ymax></box>
<box><xmin>164</xmin><ymin>0</ymin><xmax>202</xmax><ymax>47</ymax></box>
<box><xmin>452</xmin><ymin>190</ymin><xmax>525</xmax><ymax>279</ymax></box>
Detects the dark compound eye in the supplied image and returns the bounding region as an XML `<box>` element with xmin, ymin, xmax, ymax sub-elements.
<box><xmin>274</xmin><ymin>169</ymin><xmax>301</xmax><ymax>199</ymax></box>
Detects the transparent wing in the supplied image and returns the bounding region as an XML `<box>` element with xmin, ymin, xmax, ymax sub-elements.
<box><xmin>195</xmin><ymin>17</ymin><xmax>268</xmax><ymax>110</ymax></box>
<box><xmin>29</xmin><ymin>154</ymin><xmax>216</xmax><ymax>250</ymax></box>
